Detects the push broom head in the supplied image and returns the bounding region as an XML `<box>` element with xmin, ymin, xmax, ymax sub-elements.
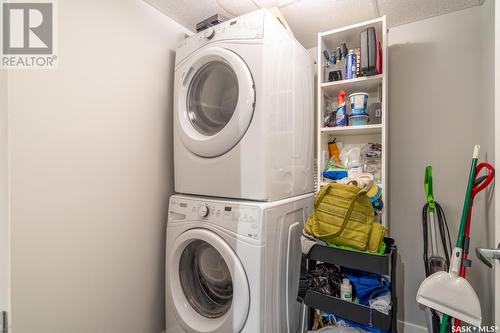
<box><xmin>416</xmin><ymin>250</ymin><xmax>482</xmax><ymax>327</ymax></box>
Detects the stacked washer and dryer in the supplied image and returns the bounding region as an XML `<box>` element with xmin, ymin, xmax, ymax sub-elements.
<box><xmin>166</xmin><ymin>9</ymin><xmax>314</xmax><ymax>333</ymax></box>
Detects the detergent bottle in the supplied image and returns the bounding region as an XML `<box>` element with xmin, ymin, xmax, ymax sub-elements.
<box><xmin>340</xmin><ymin>278</ymin><xmax>352</xmax><ymax>301</ymax></box>
<box><xmin>334</xmin><ymin>90</ymin><xmax>347</xmax><ymax>127</ymax></box>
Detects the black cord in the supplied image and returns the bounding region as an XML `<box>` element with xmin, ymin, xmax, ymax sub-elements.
<box><xmin>422</xmin><ymin>203</ymin><xmax>430</xmax><ymax>277</ymax></box>
<box><xmin>422</xmin><ymin>201</ymin><xmax>452</xmax><ymax>332</ymax></box>
<box><xmin>422</xmin><ymin>201</ymin><xmax>452</xmax><ymax>276</ymax></box>
<box><xmin>435</xmin><ymin>203</ymin><xmax>452</xmax><ymax>265</ymax></box>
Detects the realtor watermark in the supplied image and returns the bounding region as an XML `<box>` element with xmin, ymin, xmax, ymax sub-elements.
<box><xmin>453</xmin><ymin>326</ymin><xmax>499</xmax><ymax>333</ymax></box>
<box><xmin>1</xmin><ymin>0</ymin><xmax>57</xmax><ymax>68</ymax></box>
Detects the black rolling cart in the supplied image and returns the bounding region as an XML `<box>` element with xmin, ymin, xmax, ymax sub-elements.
<box><xmin>299</xmin><ymin>237</ymin><xmax>398</xmax><ymax>332</ymax></box>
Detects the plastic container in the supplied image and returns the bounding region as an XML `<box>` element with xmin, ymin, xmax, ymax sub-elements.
<box><xmin>349</xmin><ymin>92</ymin><xmax>369</xmax><ymax>115</ymax></box>
<box><xmin>349</xmin><ymin>114</ymin><xmax>369</xmax><ymax>126</ymax></box>
<box><xmin>340</xmin><ymin>278</ymin><xmax>353</xmax><ymax>301</ymax></box>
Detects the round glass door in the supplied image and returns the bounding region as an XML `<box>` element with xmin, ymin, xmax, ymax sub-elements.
<box><xmin>187</xmin><ymin>61</ymin><xmax>239</xmax><ymax>136</ymax></box>
<box><xmin>176</xmin><ymin>47</ymin><xmax>255</xmax><ymax>158</ymax></box>
<box><xmin>179</xmin><ymin>240</ymin><xmax>233</xmax><ymax>318</ymax></box>
<box><xmin>168</xmin><ymin>228</ymin><xmax>250</xmax><ymax>333</ymax></box>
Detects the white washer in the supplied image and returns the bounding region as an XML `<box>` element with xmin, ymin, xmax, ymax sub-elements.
<box><xmin>165</xmin><ymin>193</ymin><xmax>313</xmax><ymax>333</ymax></box>
<box><xmin>173</xmin><ymin>9</ymin><xmax>314</xmax><ymax>201</ymax></box>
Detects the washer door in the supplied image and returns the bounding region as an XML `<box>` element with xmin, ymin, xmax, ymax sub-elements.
<box><xmin>169</xmin><ymin>228</ymin><xmax>250</xmax><ymax>333</ymax></box>
<box><xmin>177</xmin><ymin>47</ymin><xmax>255</xmax><ymax>158</ymax></box>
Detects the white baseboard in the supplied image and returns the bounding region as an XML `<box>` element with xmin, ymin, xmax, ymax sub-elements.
<box><xmin>162</xmin><ymin>321</ymin><xmax>425</xmax><ymax>333</ymax></box>
<box><xmin>398</xmin><ymin>320</ymin><xmax>428</xmax><ymax>333</ymax></box>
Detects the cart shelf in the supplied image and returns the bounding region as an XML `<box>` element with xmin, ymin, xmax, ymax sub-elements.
<box><xmin>307</xmin><ymin>238</ymin><xmax>395</xmax><ymax>275</ymax></box>
<box><xmin>303</xmin><ymin>290</ymin><xmax>393</xmax><ymax>331</ymax></box>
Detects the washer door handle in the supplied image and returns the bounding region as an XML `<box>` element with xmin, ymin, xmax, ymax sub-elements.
<box><xmin>182</xmin><ymin>66</ymin><xmax>194</xmax><ymax>87</ymax></box>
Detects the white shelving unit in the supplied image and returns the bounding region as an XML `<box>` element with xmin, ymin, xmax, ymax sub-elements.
<box><xmin>316</xmin><ymin>16</ymin><xmax>388</xmax><ymax>227</ymax></box>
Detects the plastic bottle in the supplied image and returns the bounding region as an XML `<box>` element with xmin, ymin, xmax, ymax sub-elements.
<box><xmin>334</xmin><ymin>90</ymin><xmax>347</xmax><ymax>127</ymax></box>
<box><xmin>340</xmin><ymin>278</ymin><xmax>352</xmax><ymax>301</ymax></box>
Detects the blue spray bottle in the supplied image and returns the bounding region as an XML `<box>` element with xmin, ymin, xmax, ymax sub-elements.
<box><xmin>334</xmin><ymin>90</ymin><xmax>347</xmax><ymax>127</ymax></box>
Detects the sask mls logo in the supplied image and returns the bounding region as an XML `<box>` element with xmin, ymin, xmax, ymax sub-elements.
<box><xmin>1</xmin><ymin>0</ymin><xmax>57</xmax><ymax>68</ymax></box>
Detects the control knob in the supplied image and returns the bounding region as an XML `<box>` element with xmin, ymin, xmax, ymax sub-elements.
<box><xmin>204</xmin><ymin>27</ymin><xmax>215</xmax><ymax>40</ymax></box>
<box><xmin>198</xmin><ymin>205</ymin><xmax>209</xmax><ymax>218</ymax></box>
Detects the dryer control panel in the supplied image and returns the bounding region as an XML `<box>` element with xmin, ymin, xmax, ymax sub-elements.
<box><xmin>169</xmin><ymin>196</ymin><xmax>262</xmax><ymax>240</ymax></box>
<box><xmin>176</xmin><ymin>10</ymin><xmax>265</xmax><ymax>66</ymax></box>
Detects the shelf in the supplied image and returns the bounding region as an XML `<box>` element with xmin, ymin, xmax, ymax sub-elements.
<box><xmin>320</xmin><ymin>181</ymin><xmax>383</xmax><ymax>188</ymax></box>
<box><xmin>307</xmin><ymin>238</ymin><xmax>395</xmax><ymax>275</ymax></box>
<box><xmin>320</xmin><ymin>124</ymin><xmax>382</xmax><ymax>135</ymax></box>
<box><xmin>316</xmin><ymin>15</ymin><xmax>388</xmax><ymax>228</ymax></box>
<box><xmin>321</xmin><ymin>74</ymin><xmax>382</xmax><ymax>97</ymax></box>
<box><xmin>311</xmin><ymin>17</ymin><xmax>394</xmax><ymax>332</ymax></box>
<box><xmin>303</xmin><ymin>290</ymin><xmax>392</xmax><ymax>330</ymax></box>
<box><xmin>320</xmin><ymin>16</ymin><xmax>384</xmax><ymax>51</ymax></box>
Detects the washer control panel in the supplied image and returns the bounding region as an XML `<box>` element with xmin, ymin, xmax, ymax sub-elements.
<box><xmin>176</xmin><ymin>10</ymin><xmax>265</xmax><ymax>66</ymax></box>
<box><xmin>169</xmin><ymin>197</ymin><xmax>261</xmax><ymax>240</ymax></box>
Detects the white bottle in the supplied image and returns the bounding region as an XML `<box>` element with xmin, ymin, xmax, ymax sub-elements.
<box><xmin>340</xmin><ymin>278</ymin><xmax>352</xmax><ymax>301</ymax></box>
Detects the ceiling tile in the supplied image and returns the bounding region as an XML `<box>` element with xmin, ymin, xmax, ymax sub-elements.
<box><xmin>436</xmin><ymin>0</ymin><xmax>481</xmax><ymax>15</ymax></box>
<box><xmin>213</xmin><ymin>0</ymin><xmax>260</xmax><ymax>16</ymax></box>
<box><xmin>376</xmin><ymin>0</ymin><xmax>438</xmax><ymax>27</ymax></box>
<box><xmin>377</xmin><ymin>0</ymin><xmax>481</xmax><ymax>27</ymax></box>
<box><xmin>144</xmin><ymin>0</ymin><xmax>484</xmax><ymax>49</ymax></box>
<box><xmin>280</xmin><ymin>0</ymin><xmax>379</xmax><ymax>48</ymax></box>
<box><xmin>145</xmin><ymin>0</ymin><xmax>230</xmax><ymax>31</ymax></box>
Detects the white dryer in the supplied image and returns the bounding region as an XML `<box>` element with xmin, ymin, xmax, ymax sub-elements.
<box><xmin>173</xmin><ymin>9</ymin><xmax>314</xmax><ymax>201</ymax></box>
<box><xmin>165</xmin><ymin>193</ymin><xmax>313</xmax><ymax>333</ymax></box>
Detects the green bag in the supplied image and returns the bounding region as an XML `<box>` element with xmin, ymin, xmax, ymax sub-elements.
<box><xmin>304</xmin><ymin>182</ymin><xmax>385</xmax><ymax>252</ymax></box>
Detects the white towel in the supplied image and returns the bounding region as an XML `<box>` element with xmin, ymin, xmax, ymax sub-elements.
<box><xmin>301</xmin><ymin>231</ymin><xmax>328</xmax><ymax>255</ymax></box>
<box><xmin>369</xmin><ymin>292</ymin><xmax>391</xmax><ymax>315</ymax></box>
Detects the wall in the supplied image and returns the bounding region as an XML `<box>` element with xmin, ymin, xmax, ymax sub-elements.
<box><xmin>7</xmin><ymin>0</ymin><xmax>189</xmax><ymax>332</ymax></box>
<box><xmin>496</xmin><ymin>0</ymin><xmax>500</xmax><ymax>323</ymax></box>
<box><xmin>0</xmin><ymin>64</ymin><xmax>8</xmax><ymax>313</ymax></box>
<box><xmin>389</xmin><ymin>1</ymin><xmax>495</xmax><ymax>328</ymax></box>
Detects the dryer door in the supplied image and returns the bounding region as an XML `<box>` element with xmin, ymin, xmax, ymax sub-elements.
<box><xmin>176</xmin><ymin>47</ymin><xmax>255</xmax><ymax>158</ymax></box>
<box><xmin>168</xmin><ymin>228</ymin><xmax>250</xmax><ymax>333</ymax></box>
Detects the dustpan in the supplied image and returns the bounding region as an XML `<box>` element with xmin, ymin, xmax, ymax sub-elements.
<box><xmin>417</xmin><ymin>145</ymin><xmax>482</xmax><ymax>328</ymax></box>
<box><xmin>416</xmin><ymin>247</ymin><xmax>482</xmax><ymax>326</ymax></box>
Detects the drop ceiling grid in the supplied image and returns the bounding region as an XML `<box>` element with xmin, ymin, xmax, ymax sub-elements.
<box><xmin>144</xmin><ymin>0</ymin><xmax>482</xmax><ymax>49</ymax></box>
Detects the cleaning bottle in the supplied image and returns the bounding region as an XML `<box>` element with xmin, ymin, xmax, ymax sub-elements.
<box><xmin>340</xmin><ymin>278</ymin><xmax>352</xmax><ymax>301</ymax></box>
<box><xmin>334</xmin><ymin>90</ymin><xmax>347</xmax><ymax>127</ymax></box>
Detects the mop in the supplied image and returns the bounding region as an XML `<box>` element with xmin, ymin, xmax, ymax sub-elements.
<box><xmin>416</xmin><ymin>145</ymin><xmax>482</xmax><ymax>328</ymax></box>
<box><xmin>453</xmin><ymin>162</ymin><xmax>494</xmax><ymax>328</ymax></box>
